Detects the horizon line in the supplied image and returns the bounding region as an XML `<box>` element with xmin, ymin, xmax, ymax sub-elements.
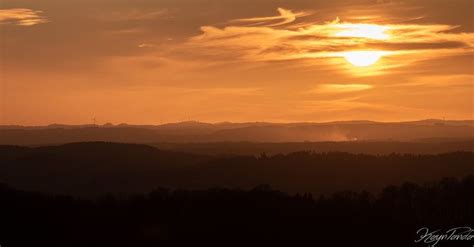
<box><xmin>1</xmin><ymin>118</ymin><xmax>473</xmax><ymax>128</ymax></box>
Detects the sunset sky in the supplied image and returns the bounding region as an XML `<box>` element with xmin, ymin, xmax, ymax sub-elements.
<box><xmin>1</xmin><ymin>0</ymin><xmax>473</xmax><ymax>125</ymax></box>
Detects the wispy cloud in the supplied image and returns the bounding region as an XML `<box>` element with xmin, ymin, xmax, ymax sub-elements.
<box><xmin>0</xmin><ymin>8</ymin><xmax>47</xmax><ymax>26</ymax></box>
<box><xmin>309</xmin><ymin>84</ymin><xmax>373</xmax><ymax>94</ymax></box>
<box><xmin>183</xmin><ymin>87</ymin><xmax>263</xmax><ymax>96</ymax></box>
<box><xmin>230</xmin><ymin>8</ymin><xmax>311</xmax><ymax>27</ymax></box>
<box><xmin>96</xmin><ymin>9</ymin><xmax>170</xmax><ymax>22</ymax></box>
<box><xmin>138</xmin><ymin>43</ymin><xmax>155</xmax><ymax>48</ymax></box>
<box><xmin>185</xmin><ymin>8</ymin><xmax>474</xmax><ymax>70</ymax></box>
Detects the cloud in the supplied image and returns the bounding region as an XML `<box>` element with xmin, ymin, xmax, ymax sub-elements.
<box><xmin>95</xmin><ymin>9</ymin><xmax>170</xmax><ymax>22</ymax></box>
<box><xmin>184</xmin><ymin>8</ymin><xmax>474</xmax><ymax>69</ymax></box>
<box><xmin>0</xmin><ymin>8</ymin><xmax>47</xmax><ymax>26</ymax></box>
<box><xmin>138</xmin><ymin>43</ymin><xmax>155</xmax><ymax>48</ymax></box>
<box><xmin>183</xmin><ymin>87</ymin><xmax>263</xmax><ymax>96</ymax></box>
<box><xmin>309</xmin><ymin>84</ymin><xmax>373</xmax><ymax>94</ymax></box>
<box><xmin>298</xmin><ymin>98</ymin><xmax>427</xmax><ymax>118</ymax></box>
<box><xmin>230</xmin><ymin>8</ymin><xmax>311</xmax><ymax>27</ymax></box>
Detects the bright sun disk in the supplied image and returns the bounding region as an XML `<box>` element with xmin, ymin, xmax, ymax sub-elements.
<box><xmin>343</xmin><ymin>51</ymin><xmax>385</xmax><ymax>67</ymax></box>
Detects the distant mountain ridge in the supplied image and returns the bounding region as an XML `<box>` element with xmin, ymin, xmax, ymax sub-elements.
<box><xmin>2</xmin><ymin>119</ymin><xmax>473</xmax><ymax>129</ymax></box>
<box><xmin>1</xmin><ymin>119</ymin><xmax>473</xmax><ymax>145</ymax></box>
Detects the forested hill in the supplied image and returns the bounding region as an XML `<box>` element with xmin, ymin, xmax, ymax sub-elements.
<box><xmin>1</xmin><ymin>176</ymin><xmax>473</xmax><ymax>247</ymax></box>
<box><xmin>1</xmin><ymin>142</ymin><xmax>473</xmax><ymax>196</ymax></box>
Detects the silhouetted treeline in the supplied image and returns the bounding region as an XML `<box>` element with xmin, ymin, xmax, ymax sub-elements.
<box><xmin>1</xmin><ymin>142</ymin><xmax>473</xmax><ymax>196</ymax></box>
<box><xmin>152</xmin><ymin>139</ymin><xmax>474</xmax><ymax>155</ymax></box>
<box><xmin>0</xmin><ymin>176</ymin><xmax>473</xmax><ymax>247</ymax></box>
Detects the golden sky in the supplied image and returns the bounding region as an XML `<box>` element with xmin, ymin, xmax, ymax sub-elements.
<box><xmin>1</xmin><ymin>0</ymin><xmax>473</xmax><ymax>125</ymax></box>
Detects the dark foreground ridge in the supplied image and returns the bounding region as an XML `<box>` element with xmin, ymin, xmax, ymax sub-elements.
<box><xmin>0</xmin><ymin>142</ymin><xmax>474</xmax><ymax>196</ymax></box>
<box><xmin>0</xmin><ymin>176</ymin><xmax>473</xmax><ymax>247</ymax></box>
<box><xmin>1</xmin><ymin>142</ymin><xmax>473</xmax><ymax>196</ymax></box>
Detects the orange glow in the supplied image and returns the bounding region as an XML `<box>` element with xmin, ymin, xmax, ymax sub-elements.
<box><xmin>334</xmin><ymin>23</ymin><xmax>389</xmax><ymax>40</ymax></box>
<box><xmin>1</xmin><ymin>3</ymin><xmax>473</xmax><ymax>125</ymax></box>
<box><xmin>342</xmin><ymin>51</ymin><xmax>385</xmax><ymax>67</ymax></box>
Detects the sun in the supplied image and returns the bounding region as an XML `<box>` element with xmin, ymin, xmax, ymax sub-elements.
<box><xmin>332</xmin><ymin>23</ymin><xmax>390</xmax><ymax>67</ymax></box>
<box><xmin>342</xmin><ymin>51</ymin><xmax>384</xmax><ymax>67</ymax></box>
<box><xmin>334</xmin><ymin>24</ymin><xmax>389</xmax><ymax>40</ymax></box>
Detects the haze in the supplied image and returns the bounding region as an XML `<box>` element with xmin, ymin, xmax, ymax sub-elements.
<box><xmin>1</xmin><ymin>0</ymin><xmax>473</xmax><ymax>125</ymax></box>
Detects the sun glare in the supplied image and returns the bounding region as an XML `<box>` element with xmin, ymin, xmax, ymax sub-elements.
<box><xmin>342</xmin><ymin>51</ymin><xmax>385</xmax><ymax>67</ymax></box>
<box><xmin>330</xmin><ymin>22</ymin><xmax>392</xmax><ymax>67</ymax></box>
<box><xmin>334</xmin><ymin>23</ymin><xmax>389</xmax><ymax>40</ymax></box>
